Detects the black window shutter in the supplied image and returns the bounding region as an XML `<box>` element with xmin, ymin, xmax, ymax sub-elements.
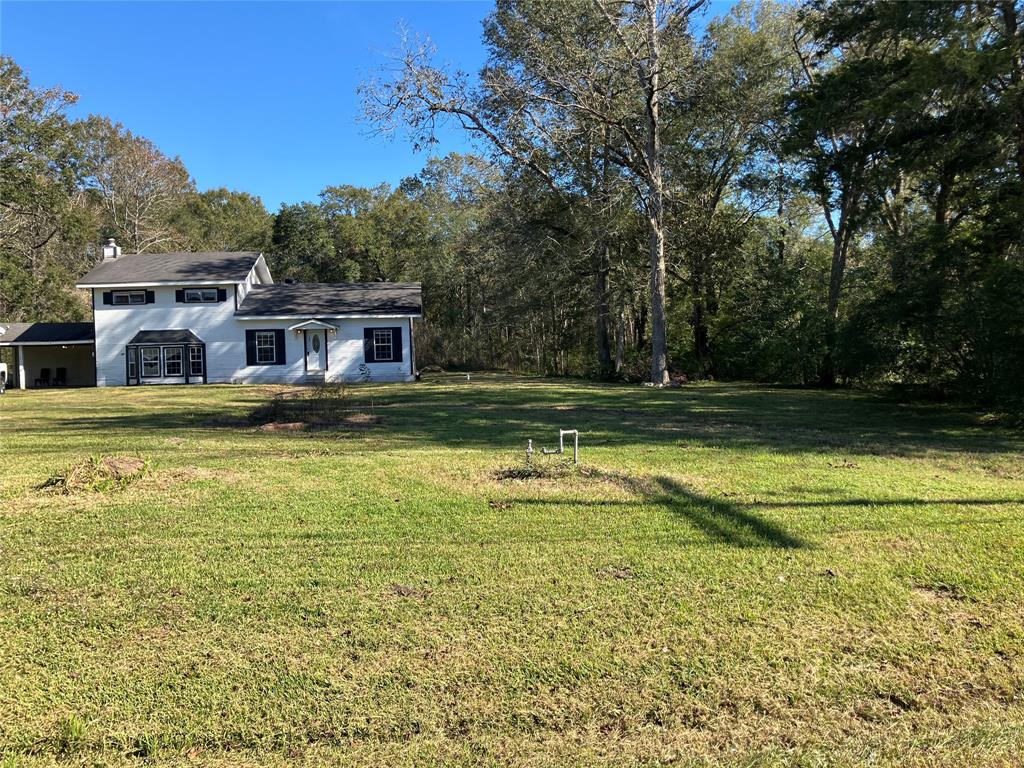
<box><xmin>390</xmin><ymin>327</ymin><xmax>403</xmax><ymax>362</ymax></box>
<box><xmin>274</xmin><ymin>329</ymin><xmax>286</xmax><ymax>364</ymax></box>
<box><xmin>245</xmin><ymin>330</ymin><xmax>257</xmax><ymax>365</ymax></box>
<box><xmin>175</xmin><ymin>289</ymin><xmax>185</xmax><ymax>303</ymax></box>
<box><xmin>363</xmin><ymin>328</ymin><xmax>376</xmax><ymax>363</ymax></box>
<box><xmin>102</xmin><ymin>291</ymin><xmax>113</xmax><ymax>305</ymax></box>
<box><xmin>145</xmin><ymin>290</ymin><xmax>155</xmax><ymax>304</ymax></box>
<box><xmin>217</xmin><ymin>288</ymin><xmax>227</xmax><ymax>302</ymax></box>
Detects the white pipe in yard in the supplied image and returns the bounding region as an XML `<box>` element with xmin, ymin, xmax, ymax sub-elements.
<box><xmin>538</xmin><ymin>429</ymin><xmax>580</xmax><ymax>465</ymax></box>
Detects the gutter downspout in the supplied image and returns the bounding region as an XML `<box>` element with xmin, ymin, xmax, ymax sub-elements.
<box><xmin>409</xmin><ymin>317</ymin><xmax>417</xmax><ymax>379</ymax></box>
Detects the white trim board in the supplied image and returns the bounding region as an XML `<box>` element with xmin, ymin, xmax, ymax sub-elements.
<box><xmin>77</xmin><ymin>280</ymin><xmax>238</xmax><ymax>289</ymax></box>
<box><xmin>235</xmin><ymin>313</ymin><xmax>421</xmax><ymax>320</ymax></box>
<box><xmin>0</xmin><ymin>341</ymin><xmax>95</xmax><ymax>347</ymax></box>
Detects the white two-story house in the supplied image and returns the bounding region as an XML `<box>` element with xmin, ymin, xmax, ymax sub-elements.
<box><xmin>1</xmin><ymin>240</ymin><xmax>420</xmax><ymax>388</ymax></box>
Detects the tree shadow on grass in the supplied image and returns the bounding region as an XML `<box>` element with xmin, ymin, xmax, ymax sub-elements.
<box><xmin>747</xmin><ymin>497</ymin><xmax>1024</xmax><ymax>509</ymax></box>
<box><xmin>650</xmin><ymin>476</ymin><xmax>808</xmax><ymax>549</ymax></box>
<box><xmin>515</xmin><ymin>473</ymin><xmax>1024</xmax><ymax>548</ymax></box>
<box><xmin>515</xmin><ymin>474</ymin><xmax>809</xmax><ymax>549</ymax></box>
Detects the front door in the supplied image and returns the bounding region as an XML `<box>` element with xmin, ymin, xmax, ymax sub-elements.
<box><xmin>305</xmin><ymin>330</ymin><xmax>326</xmax><ymax>372</ymax></box>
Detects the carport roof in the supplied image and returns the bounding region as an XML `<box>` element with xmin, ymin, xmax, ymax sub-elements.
<box><xmin>0</xmin><ymin>322</ymin><xmax>95</xmax><ymax>346</ymax></box>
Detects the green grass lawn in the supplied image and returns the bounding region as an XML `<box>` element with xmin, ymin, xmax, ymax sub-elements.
<box><xmin>1</xmin><ymin>374</ymin><xmax>1023</xmax><ymax>767</ymax></box>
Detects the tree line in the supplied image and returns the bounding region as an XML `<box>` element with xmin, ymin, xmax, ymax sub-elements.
<box><xmin>2</xmin><ymin>0</ymin><xmax>1021</xmax><ymax>403</ymax></box>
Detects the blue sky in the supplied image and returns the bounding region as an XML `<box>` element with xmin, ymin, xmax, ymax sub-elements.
<box><xmin>1</xmin><ymin>1</ymin><xmax>491</xmax><ymax>210</ymax></box>
<box><xmin>2</xmin><ymin>1</ymin><xmax>736</xmax><ymax>211</ymax></box>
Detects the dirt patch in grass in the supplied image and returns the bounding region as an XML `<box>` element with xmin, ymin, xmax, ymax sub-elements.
<box><xmin>39</xmin><ymin>456</ymin><xmax>150</xmax><ymax>494</ymax></box>
<box><xmin>597</xmin><ymin>565</ymin><xmax>636</xmax><ymax>580</ymax></box>
<box><xmin>913</xmin><ymin>582</ymin><xmax>973</xmax><ymax>602</ymax></box>
<box><xmin>258</xmin><ymin>421</ymin><xmax>306</xmax><ymax>432</ymax></box>
<box><xmin>343</xmin><ymin>412</ymin><xmax>381</xmax><ymax>427</ymax></box>
<box><xmin>828</xmin><ymin>460</ymin><xmax>860</xmax><ymax>469</ymax></box>
<box><xmin>493</xmin><ymin>461</ymin><xmax>602</xmax><ymax>481</ymax></box>
<box><xmin>389</xmin><ymin>583</ymin><xmax>431</xmax><ymax>599</ymax></box>
<box><xmin>249</xmin><ymin>384</ymin><xmax>381</xmax><ymax>430</ymax></box>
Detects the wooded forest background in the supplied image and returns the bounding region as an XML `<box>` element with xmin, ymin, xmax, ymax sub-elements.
<box><xmin>2</xmin><ymin>0</ymin><xmax>1022</xmax><ymax>403</ymax></box>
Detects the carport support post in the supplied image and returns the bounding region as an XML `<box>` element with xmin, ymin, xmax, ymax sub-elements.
<box><xmin>16</xmin><ymin>345</ymin><xmax>25</xmax><ymax>389</ymax></box>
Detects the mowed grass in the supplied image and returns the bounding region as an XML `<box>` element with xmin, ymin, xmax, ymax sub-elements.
<box><xmin>1</xmin><ymin>374</ymin><xmax>1023</xmax><ymax>767</ymax></box>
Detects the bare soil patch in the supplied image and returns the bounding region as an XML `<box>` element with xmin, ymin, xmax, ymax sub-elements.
<box><xmin>493</xmin><ymin>462</ymin><xmax>601</xmax><ymax>482</ymax></box>
<box><xmin>249</xmin><ymin>384</ymin><xmax>381</xmax><ymax>430</ymax></box>
<box><xmin>258</xmin><ymin>422</ymin><xmax>306</xmax><ymax>432</ymax></box>
<box><xmin>913</xmin><ymin>582</ymin><xmax>973</xmax><ymax>602</ymax></box>
<box><xmin>389</xmin><ymin>583</ymin><xmax>431</xmax><ymax>599</ymax></box>
<box><xmin>597</xmin><ymin>565</ymin><xmax>636</xmax><ymax>580</ymax></box>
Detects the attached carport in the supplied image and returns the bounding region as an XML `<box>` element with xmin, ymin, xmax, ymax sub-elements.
<box><xmin>0</xmin><ymin>323</ymin><xmax>96</xmax><ymax>389</ymax></box>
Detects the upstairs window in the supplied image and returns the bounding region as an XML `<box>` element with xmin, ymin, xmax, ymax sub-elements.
<box><xmin>113</xmin><ymin>291</ymin><xmax>147</xmax><ymax>305</ymax></box>
<box><xmin>184</xmin><ymin>288</ymin><xmax>218</xmax><ymax>303</ymax></box>
<box><xmin>103</xmin><ymin>290</ymin><xmax>153</xmax><ymax>306</ymax></box>
<box><xmin>176</xmin><ymin>288</ymin><xmax>226</xmax><ymax>303</ymax></box>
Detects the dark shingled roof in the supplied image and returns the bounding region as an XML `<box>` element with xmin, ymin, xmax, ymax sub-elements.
<box><xmin>0</xmin><ymin>322</ymin><xmax>95</xmax><ymax>345</ymax></box>
<box><xmin>77</xmin><ymin>252</ymin><xmax>261</xmax><ymax>286</ymax></box>
<box><xmin>237</xmin><ymin>283</ymin><xmax>422</xmax><ymax>317</ymax></box>
<box><xmin>127</xmin><ymin>329</ymin><xmax>204</xmax><ymax>345</ymax></box>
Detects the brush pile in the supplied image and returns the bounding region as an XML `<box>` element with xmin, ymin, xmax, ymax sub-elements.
<box><xmin>40</xmin><ymin>455</ymin><xmax>150</xmax><ymax>494</ymax></box>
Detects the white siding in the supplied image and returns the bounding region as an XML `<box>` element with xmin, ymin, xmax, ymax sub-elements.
<box><xmin>230</xmin><ymin>318</ymin><xmax>414</xmax><ymax>384</ymax></box>
<box><xmin>326</xmin><ymin>318</ymin><xmax>414</xmax><ymax>383</ymax></box>
<box><xmin>94</xmin><ymin>286</ymin><xmax>241</xmax><ymax>386</ymax></box>
<box><xmin>93</xmin><ymin>286</ymin><xmax>415</xmax><ymax>386</ymax></box>
<box><xmin>236</xmin><ymin>255</ymin><xmax>270</xmax><ymax>306</ymax></box>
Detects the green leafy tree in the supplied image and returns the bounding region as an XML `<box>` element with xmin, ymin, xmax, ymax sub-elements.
<box><xmin>793</xmin><ymin>0</ymin><xmax>1024</xmax><ymax>400</ymax></box>
<box><xmin>269</xmin><ymin>202</ymin><xmax>350</xmax><ymax>282</ymax></box>
<box><xmin>0</xmin><ymin>56</ymin><xmax>97</xmax><ymax>321</ymax></box>
<box><xmin>172</xmin><ymin>188</ymin><xmax>272</xmax><ymax>252</ymax></box>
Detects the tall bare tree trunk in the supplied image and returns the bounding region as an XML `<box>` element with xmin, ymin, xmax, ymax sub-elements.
<box><xmin>595</xmin><ymin>251</ymin><xmax>613</xmax><ymax>376</ymax></box>
<box><xmin>643</xmin><ymin>0</ymin><xmax>669</xmax><ymax>385</ymax></box>
<box><xmin>821</xmin><ymin>204</ymin><xmax>851</xmax><ymax>387</ymax></box>
<box><xmin>594</xmin><ymin>130</ymin><xmax>614</xmax><ymax>378</ymax></box>
<box><xmin>615</xmin><ymin>297</ymin><xmax>626</xmax><ymax>373</ymax></box>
